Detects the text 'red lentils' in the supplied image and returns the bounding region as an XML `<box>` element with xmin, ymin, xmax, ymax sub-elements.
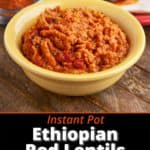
<box><xmin>22</xmin><ymin>7</ymin><xmax>129</xmax><ymax>74</ymax></box>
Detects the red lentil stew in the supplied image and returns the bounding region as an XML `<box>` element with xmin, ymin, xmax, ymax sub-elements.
<box><xmin>0</xmin><ymin>0</ymin><xmax>34</xmax><ymax>9</ymax></box>
<box><xmin>21</xmin><ymin>7</ymin><xmax>129</xmax><ymax>74</ymax></box>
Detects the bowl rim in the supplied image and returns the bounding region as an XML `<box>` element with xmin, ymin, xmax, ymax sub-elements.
<box><xmin>4</xmin><ymin>0</ymin><xmax>146</xmax><ymax>82</ymax></box>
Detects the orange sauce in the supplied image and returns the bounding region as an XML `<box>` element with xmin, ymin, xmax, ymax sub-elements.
<box><xmin>0</xmin><ymin>0</ymin><xmax>34</xmax><ymax>10</ymax></box>
<box><xmin>115</xmin><ymin>0</ymin><xmax>138</xmax><ymax>5</ymax></box>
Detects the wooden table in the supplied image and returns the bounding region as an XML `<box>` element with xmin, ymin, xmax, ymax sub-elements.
<box><xmin>0</xmin><ymin>26</ymin><xmax>150</xmax><ymax>112</ymax></box>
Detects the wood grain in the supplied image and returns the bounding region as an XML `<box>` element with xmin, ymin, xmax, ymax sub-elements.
<box><xmin>0</xmin><ymin>25</ymin><xmax>150</xmax><ymax>112</ymax></box>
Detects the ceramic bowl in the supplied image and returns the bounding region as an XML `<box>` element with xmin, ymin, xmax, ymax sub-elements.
<box><xmin>4</xmin><ymin>0</ymin><xmax>145</xmax><ymax>96</ymax></box>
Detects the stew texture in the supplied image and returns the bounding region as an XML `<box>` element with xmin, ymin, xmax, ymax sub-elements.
<box><xmin>22</xmin><ymin>7</ymin><xmax>129</xmax><ymax>73</ymax></box>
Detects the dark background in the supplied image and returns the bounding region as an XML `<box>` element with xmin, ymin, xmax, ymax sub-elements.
<box><xmin>0</xmin><ymin>114</ymin><xmax>149</xmax><ymax>150</ymax></box>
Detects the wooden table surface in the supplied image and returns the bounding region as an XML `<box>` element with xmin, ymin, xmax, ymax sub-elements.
<box><xmin>0</xmin><ymin>26</ymin><xmax>150</xmax><ymax>112</ymax></box>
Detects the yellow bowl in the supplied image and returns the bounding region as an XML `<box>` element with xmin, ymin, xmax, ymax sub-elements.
<box><xmin>4</xmin><ymin>0</ymin><xmax>145</xmax><ymax>96</ymax></box>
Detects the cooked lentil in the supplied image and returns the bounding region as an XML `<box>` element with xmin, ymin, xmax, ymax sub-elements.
<box><xmin>22</xmin><ymin>7</ymin><xmax>129</xmax><ymax>73</ymax></box>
